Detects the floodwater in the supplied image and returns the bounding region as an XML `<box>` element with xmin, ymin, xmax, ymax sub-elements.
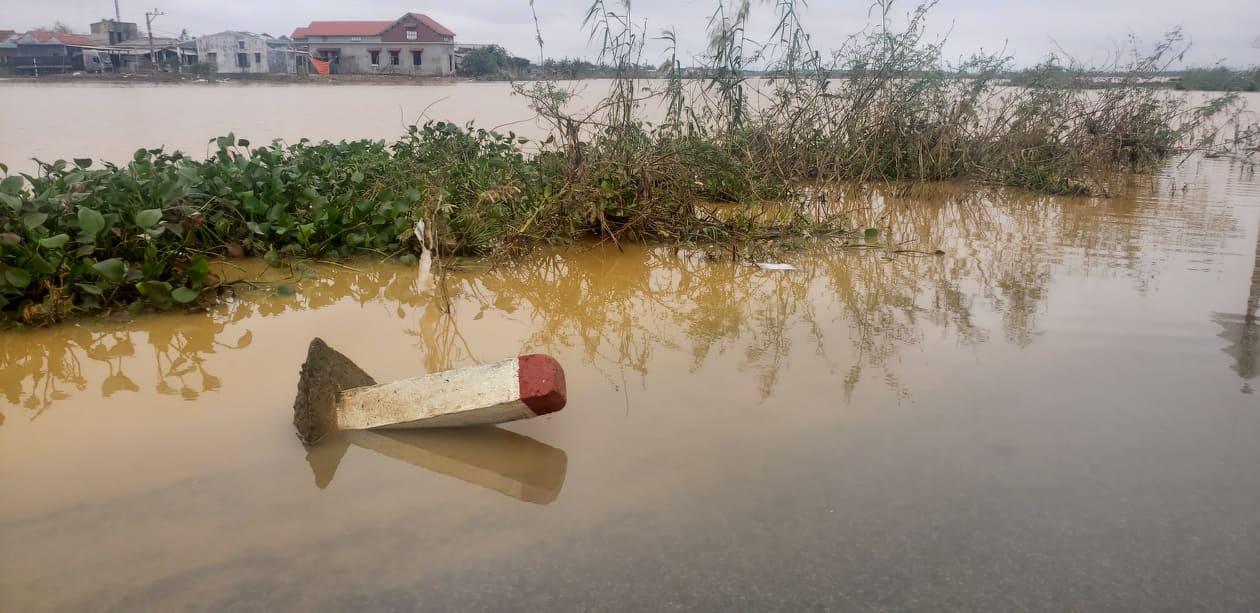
<box><xmin>2</xmin><ymin>84</ymin><xmax>1260</xmax><ymax>610</ymax></box>
<box><xmin>0</xmin><ymin>81</ymin><xmax>605</xmax><ymax>169</ymax></box>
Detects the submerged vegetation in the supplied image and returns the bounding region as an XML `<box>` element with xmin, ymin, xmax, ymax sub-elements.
<box><xmin>2</xmin><ymin>0</ymin><xmax>1258</xmax><ymax>325</ymax></box>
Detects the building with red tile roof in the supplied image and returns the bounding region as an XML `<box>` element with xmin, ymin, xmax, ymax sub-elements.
<box><xmin>24</xmin><ymin>31</ymin><xmax>102</xmax><ymax>48</ymax></box>
<box><xmin>290</xmin><ymin>13</ymin><xmax>456</xmax><ymax>76</ymax></box>
<box><xmin>11</xmin><ymin>30</ymin><xmax>112</xmax><ymax>75</ymax></box>
<box><xmin>292</xmin><ymin>21</ymin><xmax>395</xmax><ymax>38</ymax></box>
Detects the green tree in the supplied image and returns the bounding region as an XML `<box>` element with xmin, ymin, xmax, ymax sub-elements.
<box><xmin>459</xmin><ymin>45</ymin><xmax>513</xmax><ymax>77</ymax></box>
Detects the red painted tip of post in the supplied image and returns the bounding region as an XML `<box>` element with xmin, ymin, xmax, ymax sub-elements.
<box><xmin>518</xmin><ymin>354</ymin><xmax>567</xmax><ymax>416</ymax></box>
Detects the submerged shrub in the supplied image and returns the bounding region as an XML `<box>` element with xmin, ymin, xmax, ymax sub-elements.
<box><xmin>0</xmin><ymin>121</ymin><xmax>840</xmax><ymax>325</ymax></box>
<box><xmin>0</xmin><ymin>127</ymin><xmax>544</xmax><ymax>324</ymax></box>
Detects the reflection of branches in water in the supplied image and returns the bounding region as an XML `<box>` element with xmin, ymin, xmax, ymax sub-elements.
<box><xmin>443</xmin><ymin>244</ymin><xmax>947</xmax><ymax>402</ymax></box>
<box><xmin>0</xmin><ymin>326</ymin><xmax>90</xmax><ymax>417</ymax></box>
<box><xmin>0</xmin><ymin>306</ymin><xmax>254</xmax><ymax>418</ymax></box>
<box><xmin>146</xmin><ymin>325</ymin><xmax>251</xmax><ymax>399</ymax></box>
<box><xmin>841</xmin><ymin>166</ymin><xmax>1246</xmax><ymax>347</ymax></box>
<box><xmin>470</xmin><ymin>249</ymin><xmax>669</xmax><ymax>389</ymax></box>
<box><xmin>0</xmin><ymin>265</ymin><xmax>438</xmax><ymax>416</ymax></box>
<box><xmin>403</xmin><ymin>287</ymin><xmax>482</xmax><ymax>374</ymax></box>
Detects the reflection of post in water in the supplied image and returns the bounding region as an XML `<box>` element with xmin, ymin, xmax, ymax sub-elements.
<box><xmin>1213</xmin><ymin>216</ymin><xmax>1260</xmax><ymax>393</ymax></box>
<box><xmin>305</xmin><ymin>426</ymin><xmax>568</xmax><ymax>505</ymax></box>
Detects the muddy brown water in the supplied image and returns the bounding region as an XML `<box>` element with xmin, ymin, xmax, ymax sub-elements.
<box><xmin>2</xmin><ymin>85</ymin><xmax>1260</xmax><ymax>610</ymax></box>
<box><xmin>0</xmin><ymin>80</ymin><xmax>611</xmax><ymax>170</ymax></box>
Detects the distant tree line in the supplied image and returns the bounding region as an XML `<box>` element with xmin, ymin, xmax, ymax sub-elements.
<box><xmin>457</xmin><ymin>48</ymin><xmax>661</xmax><ymax>80</ymax></box>
<box><xmin>1006</xmin><ymin>59</ymin><xmax>1260</xmax><ymax>92</ymax></box>
<box><xmin>1172</xmin><ymin>67</ymin><xmax>1259</xmax><ymax>92</ymax></box>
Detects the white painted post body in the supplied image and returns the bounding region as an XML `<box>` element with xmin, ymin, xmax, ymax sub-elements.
<box><xmin>335</xmin><ymin>355</ymin><xmax>566</xmax><ymax>430</ymax></box>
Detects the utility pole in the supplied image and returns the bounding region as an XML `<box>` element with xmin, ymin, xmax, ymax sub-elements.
<box><xmin>145</xmin><ymin>8</ymin><xmax>163</xmax><ymax>71</ymax></box>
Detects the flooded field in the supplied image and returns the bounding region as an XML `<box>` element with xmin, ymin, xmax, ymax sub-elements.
<box><xmin>2</xmin><ymin>82</ymin><xmax>1260</xmax><ymax>610</ymax></box>
<box><xmin>0</xmin><ymin>81</ymin><xmax>602</xmax><ymax>169</ymax></box>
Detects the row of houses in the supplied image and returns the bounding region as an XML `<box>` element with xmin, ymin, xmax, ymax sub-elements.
<box><xmin>0</xmin><ymin>23</ymin><xmax>194</xmax><ymax>76</ymax></box>
<box><xmin>0</xmin><ymin>12</ymin><xmax>462</xmax><ymax>77</ymax></box>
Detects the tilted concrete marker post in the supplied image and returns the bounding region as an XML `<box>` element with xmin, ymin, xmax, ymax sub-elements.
<box><xmin>294</xmin><ymin>338</ymin><xmax>566</xmax><ymax>445</ymax></box>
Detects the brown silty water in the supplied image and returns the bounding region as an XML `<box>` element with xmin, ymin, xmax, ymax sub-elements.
<box><xmin>2</xmin><ymin>85</ymin><xmax>1260</xmax><ymax>610</ymax></box>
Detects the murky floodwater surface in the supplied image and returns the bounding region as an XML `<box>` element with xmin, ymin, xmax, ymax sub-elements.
<box><xmin>2</xmin><ymin>85</ymin><xmax>1260</xmax><ymax>611</ymax></box>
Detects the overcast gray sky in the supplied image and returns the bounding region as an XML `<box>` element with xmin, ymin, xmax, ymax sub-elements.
<box><xmin>4</xmin><ymin>0</ymin><xmax>1258</xmax><ymax>68</ymax></box>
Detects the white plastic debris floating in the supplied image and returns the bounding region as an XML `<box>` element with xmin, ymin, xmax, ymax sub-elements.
<box><xmin>756</xmin><ymin>263</ymin><xmax>798</xmax><ymax>271</ymax></box>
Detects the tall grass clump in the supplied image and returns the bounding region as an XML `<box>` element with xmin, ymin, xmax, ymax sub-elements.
<box><xmin>522</xmin><ymin>0</ymin><xmax>1255</xmax><ymax>197</ymax></box>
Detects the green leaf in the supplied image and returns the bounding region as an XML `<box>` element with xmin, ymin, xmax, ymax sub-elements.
<box><xmin>135</xmin><ymin>209</ymin><xmax>163</xmax><ymax>230</ymax></box>
<box><xmin>22</xmin><ymin>212</ymin><xmax>48</xmax><ymax>229</ymax></box>
<box><xmin>188</xmin><ymin>255</ymin><xmax>210</xmax><ymax>285</ymax></box>
<box><xmin>4</xmin><ymin>268</ymin><xmax>31</xmax><ymax>288</ymax></box>
<box><xmin>275</xmin><ymin>284</ymin><xmax>297</xmax><ymax>296</ymax></box>
<box><xmin>76</xmin><ymin>283</ymin><xmax>103</xmax><ymax>296</ymax></box>
<box><xmin>0</xmin><ymin>192</ymin><xmax>20</xmax><ymax>211</ymax></box>
<box><xmin>78</xmin><ymin>207</ymin><xmax>106</xmax><ymax>238</ymax></box>
<box><xmin>0</xmin><ymin>175</ymin><xmax>24</xmax><ymax>195</ymax></box>
<box><xmin>74</xmin><ymin>244</ymin><xmax>95</xmax><ymax>257</ymax></box>
<box><xmin>92</xmin><ymin>258</ymin><xmax>126</xmax><ymax>284</ymax></box>
<box><xmin>263</xmin><ymin>249</ymin><xmax>282</xmax><ymax>268</ymax></box>
<box><xmin>237</xmin><ymin>138</ymin><xmax>250</xmax><ymax>147</ymax></box>
<box><xmin>136</xmin><ymin>280</ymin><xmax>171</xmax><ymax>295</ymax></box>
<box><xmin>136</xmin><ymin>281</ymin><xmax>173</xmax><ymax>307</ymax></box>
<box><xmin>351</xmin><ymin>171</ymin><xmax>365</xmax><ymax>184</ymax></box>
<box><xmin>27</xmin><ymin>254</ymin><xmax>54</xmax><ymax>274</ymax></box>
<box><xmin>73</xmin><ymin>158</ymin><xmax>93</xmax><ymax>169</ymax></box>
<box><xmin>161</xmin><ymin>221</ymin><xmax>184</xmax><ymax>238</ymax></box>
<box><xmin>864</xmin><ymin>228</ymin><xmax>879</xmax><ymax>238</ymax></box>
<box><xmin>38</xmin><ymin>234</ymin><xmax>70</xmax><ymax>249</ymax></box>
<box><xmin>171</xmin><ymin>287</ymin><xmax>199</xmax><ymax>304</ymax></box>
<box><xmin>399</xmin><ymin>253</ymin><xmax>418</xmax><ymax>266</ymax></box>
